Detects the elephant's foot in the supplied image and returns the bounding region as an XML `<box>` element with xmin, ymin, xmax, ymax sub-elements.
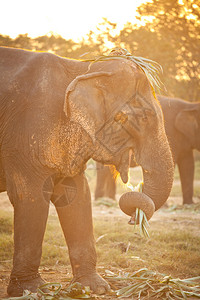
<box><xmin>73</xmin><ymin>272</ymin><xmax>110</xmax><ymax>295</ymax></box>
<box><xmin>7</xmin><ymin>273</ymin><xmax>46</xmax><ymax>297</ymax></box>
<box><xmin>183</xmin><ymin>198</ymin><xmax>194</xmax><ymax>205</ymax></box>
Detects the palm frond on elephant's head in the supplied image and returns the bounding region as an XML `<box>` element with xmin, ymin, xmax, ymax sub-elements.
<box><xmin>82</xmin><ymin>48</ymin><xmax>163</xmax><ymax>92</ymax></box>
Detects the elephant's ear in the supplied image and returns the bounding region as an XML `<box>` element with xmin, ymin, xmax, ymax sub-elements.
<box><xmin>64</xmin><ymin>72</ymin><xmax>112</xmax><ymax>142</ymax></box>
<box><xmin>175</xmin><ymin>108</ymin><xmax>198</xmax><ymax>144</ymax></box>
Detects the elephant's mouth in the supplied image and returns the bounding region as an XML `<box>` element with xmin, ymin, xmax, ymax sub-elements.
<box><xmin>116</xmin><ymin>149</ymin><xmax>132</xmax><ymax>184</ymax></box>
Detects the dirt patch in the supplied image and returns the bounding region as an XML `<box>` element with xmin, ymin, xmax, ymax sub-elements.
<box><xmin>0</xmin><ymin>192</ymin><xmax>200</xmax><ymax>299</ymax></box>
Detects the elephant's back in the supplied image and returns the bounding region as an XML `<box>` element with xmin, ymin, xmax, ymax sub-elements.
<box><xmin>0</xmin><ymin>48</ymin><xmax>68</xmax><ymax>149</ymax></box>
<box><xmin>158</xmin><ymin>95</ymin><xmax>191</xmax><ymax>112</ymax></box>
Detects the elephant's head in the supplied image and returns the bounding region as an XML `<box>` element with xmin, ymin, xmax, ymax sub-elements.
<box><xmin>64</xmin><ymin>54</ymin><xmax>174</xmax><ymax>221</ymax></box>
<box><xmin>175</xmin><ymin>103</ymin><xmax>200</xmax><ymax>151</ymax></box>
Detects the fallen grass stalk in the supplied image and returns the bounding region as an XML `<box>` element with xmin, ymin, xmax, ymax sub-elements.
<box><xmin>112</xmin><ymin>268</ymin><xmax>200</xmax><ymax>299</ymax></box>
<box><xmin>8</xmin><ymin>282</ymin><xmax>92</xmax><ymax>300</ymax></box>
<box><xmin>7</xmin><ymin>269</ymin><xmax>200</xmax><ymax>299</ymax></box>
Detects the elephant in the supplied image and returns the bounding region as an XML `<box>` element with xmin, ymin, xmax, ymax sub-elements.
<box><xmin>95</xmin><ymin>95</ymin><xmax>200</xmax><ymax>204</ymax></box>
<box><xmin>0</xmin><ymin>46</ymin><xmax>174</xmax><ymax>296</ymax></box>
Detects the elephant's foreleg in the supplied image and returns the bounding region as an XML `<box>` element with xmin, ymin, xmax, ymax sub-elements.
<box><xmin>6</xmin><ymin>171</ymin><xmax>50</xmax><ymax>296</ymax></box>
<box><xmin>0</xmin><ymin>158</ymin><xmax>6</xmax><ymax>192</ymax></box>
<box><xmin>56</xmin><ymin>174</ymin><xmax>110</xmax><ymax>294</ymax></box>
<box><xmin>177</xmin><ymin>150</ymin><xmax>194</xmax><ymax>204</ymax></box>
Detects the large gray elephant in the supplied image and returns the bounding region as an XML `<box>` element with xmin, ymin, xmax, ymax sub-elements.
<box><xmin>0</xmin><ymin>47</ymin><xmax>174</xmax><ymax>296</ymax></box>
<box><xmin>95</xmin><ymin>95</ymin><xmax>200</xmax><ymax>204</ymax></box>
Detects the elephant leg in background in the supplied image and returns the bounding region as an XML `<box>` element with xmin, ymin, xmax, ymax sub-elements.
<box><xmin>177</xmin><ymin>150</ymin><xmax>194</xmax><ymax>204</ymax></box>
<box><xmin>56</xmin><ymin>174</ymin><xmax>110</xmax><ymax>294</ymax></box>
<box><xmin>5</xmin><ymin>166</ymin><xmax>50</xmax><ymax>296</ymax></box>
<box><xmin>95</xmin><ymin>163</ymin><xmax>107</xmax><ymax>200</ymax></box>
<box><xmin>105</xmin><ymin>167</ymin><xmax>116</xmax><ymax>200</ymax></box>
<box><xmin>95</xmin><ymin>163</ymin><xmax>116</xmax><ymax>200</ymax></box>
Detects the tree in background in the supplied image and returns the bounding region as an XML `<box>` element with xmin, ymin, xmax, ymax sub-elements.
<box><xmin>82</xmin><ymin>1</ymin><xmax>200</xmax><ymax>101</ymax></box>
<box><xmin>0</xmin><ymin>0</ymin><xmax>199</xmax><ymax>101</ymax></box>
<box><xmin>122</xmin><ymin>0</ymin><xmax>200</xmax><ymax>101</ymax></box>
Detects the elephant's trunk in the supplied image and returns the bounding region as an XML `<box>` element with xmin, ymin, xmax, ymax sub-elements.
<box><xmin>119</xmin><ymin>134</ymin><xmax>174</xmax><ymax>222</ymax></box>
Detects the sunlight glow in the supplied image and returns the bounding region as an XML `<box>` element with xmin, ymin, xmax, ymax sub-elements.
<box><xmin>0</xmin><ymin>0</ymin><xmax>146</xmax><ymax>41</ymax></box>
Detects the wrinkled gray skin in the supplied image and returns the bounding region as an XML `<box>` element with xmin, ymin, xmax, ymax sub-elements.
<box><xmin>95</xmin><ymin>95</ymin><xmax>200</xmax><ymax>204</ymax></box>
<box><xmin>0</xmin><ymin>47</ymin><xmax>174</xmax><ymax>296</ymax></box>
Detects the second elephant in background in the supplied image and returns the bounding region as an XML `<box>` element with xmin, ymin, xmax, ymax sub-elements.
<box><xmin>95</xmin><ymin>95</ymin><xmax>200</xmax><ymax>204</ymax></box>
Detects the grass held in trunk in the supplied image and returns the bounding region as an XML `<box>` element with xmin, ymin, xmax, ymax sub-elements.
<box><xmin>127</xmin><ymin>181</ymin><xmax>150</xmax><ymax>238</ymax></box>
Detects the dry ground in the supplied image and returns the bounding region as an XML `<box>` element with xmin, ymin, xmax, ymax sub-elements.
<box><xmin>0</xmin><ymin>195</ymin><xmax>200</xmax><ymax>299</ymax></box>
<box><xmin>0</xmin><ymin>162</ymin><xmax>200</xmax><ymax>299</ymax></box>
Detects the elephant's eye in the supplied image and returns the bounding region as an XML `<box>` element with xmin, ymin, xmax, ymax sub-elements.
<box><xmin>114</xmin><ymin>111</ymin><xmax>128</xmax><ymax>124</ymax></box>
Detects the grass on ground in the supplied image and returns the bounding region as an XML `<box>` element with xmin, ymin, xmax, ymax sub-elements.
<box><xmin>0</xmin><ymin>159</ymin><xmax>199</xmax><ymax>298</ymax></box>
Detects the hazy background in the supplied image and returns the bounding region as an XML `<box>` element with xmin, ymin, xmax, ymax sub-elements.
<box><xmin>0</xmin><ymin>0</ymin><xmax>199</xmax><ymax>101</ymax></box>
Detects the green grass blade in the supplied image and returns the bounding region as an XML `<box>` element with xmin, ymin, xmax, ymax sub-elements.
<box><xmin>142</xmin><ymin>224</ymin><xmax>150</xmax><ymax>238</ymax></box>
<box><xmin>181</xmin><ymin>276</ymin><xmax>200</xmax><ymax>283</ymax></box>
<box><xmin>134</xmin><ymin>208</ymin><xmax>139</xmax><ymax>229</ymax></box>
